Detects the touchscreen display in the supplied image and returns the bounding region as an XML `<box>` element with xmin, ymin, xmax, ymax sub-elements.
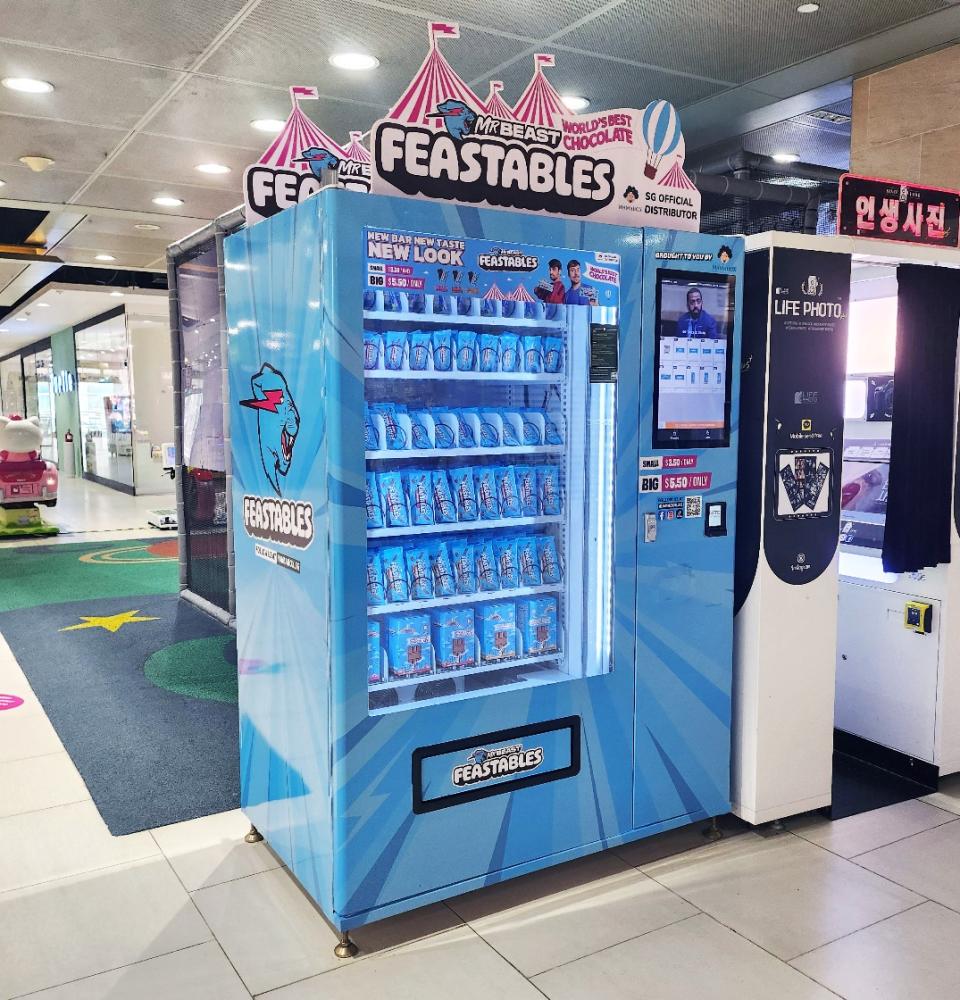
<box><xmin>653</xmin><ymin>270</ymin><xmax>736</xmax><ymax>448</ymax></box>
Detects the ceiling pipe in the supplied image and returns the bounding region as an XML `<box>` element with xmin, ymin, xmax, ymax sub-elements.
<box><xmin>688</xmin><ymin>149</ymin><xmax>844</xmax><ymax>186</ymax></box>
<box><xmin>689</xmin><ymin>171</ymin><xmax>823</xmax><ymax>234</ymax></box>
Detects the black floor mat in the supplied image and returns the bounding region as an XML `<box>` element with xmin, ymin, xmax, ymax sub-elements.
<box><xmin>829</xmin><ymin>750</ymin><xmax>935</xmax><ymax>820</ymax></box>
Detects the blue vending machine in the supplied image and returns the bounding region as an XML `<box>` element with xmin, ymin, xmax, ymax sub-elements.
<box><xmin>225</xmin><ymin>187</ymin><xmax>742</xmax><ymax>946</ymax></box>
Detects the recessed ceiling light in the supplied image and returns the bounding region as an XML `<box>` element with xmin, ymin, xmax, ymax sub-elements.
<box><xmin>329</xmin><ymin>52</ymin><xmax>379</xmax><ymax>71</ymax></box>
<box><xmin>251</xmin><ymin>118</ymin><xmax>286</xmax><ymax>134</ymax></box>
<box><xmin>561</xmin><ymin>95</ymin><xmax>590</xmax><ymax>112</ymax></box>
<box><xmin>35</xmin><ymin>302</ymin><xmax>51</xmax><ymax>308</ymax></box>
<box><xmin>19</xmin><ymin>155</ymin><xmax>54</xmax><ymax>172</ymax></box>
<box><xmin>152</xmin><ymin>195</ymin><xmax>183</xmax><ymax>207</ymax></box>
<box><xmin>0</xmin><ymin>179</ymin><xmax>5</xmax><ymax>188</ymax></box>
<box><xmin>772</xmin><ymin>151</ymin><xmax>801</xmax><ymax>163</ymax></box>
<box><xmin>134</xmin><ymin>223</ymin><xmax>161</xmax><ymax>231</ymax></box>
<box><xmin>2</xmin><ymin>77</ymin><xmax>53</xmax><ymax>94</ymax></box>
<box><xmin>15</xmin><ymin>315</ymin><xmax>27</xmax><ymax>321</ymax></box>
<box><xmin>109</xmin><ymin>291</ymin><xmax>123</xmax><ymax>297</ymax></box>
<box><xmin>95</xmin><ymin>253</ymin><xmax>116</xmax><ymax>262</ymax></box>
<box><xmin>797</xmin><ymin>2</ymin><xmax>820</xmax><ymax>11</ymax></box>
<box><xmin>195</xmin><ymin>162</ymin><xmax>231</xmax><ymax>175</ymax></box>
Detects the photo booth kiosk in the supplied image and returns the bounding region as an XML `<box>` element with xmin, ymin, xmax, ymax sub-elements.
<box><xmin>225</xmin><ymin>188</ymin><xmax>744</xmax><ymax>940</ymax></box>
<box><xmin>732</xmin><ymin>231</ymin><xmax>960</xmax><ymax>825</ymax></box>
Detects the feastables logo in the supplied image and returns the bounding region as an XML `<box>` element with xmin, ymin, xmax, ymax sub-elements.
<box><xmin>452</xmin><ymin>743</ymin><xmax>544</xmax><ymax>786</ymax></box>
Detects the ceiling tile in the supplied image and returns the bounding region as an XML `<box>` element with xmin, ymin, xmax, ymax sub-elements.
<box><xmin>0</xmin><ymin>114</ymin><xmax>124</xmax><ymax>173</ymax></box>
<box><xmin>106</xmin><ymin>133</ymin><xmax>255</xmax><ymax>190</ymax></box>
<box><xmin>0</xmin><ymin>0</ymin><xmax>250</xmax><ymax>70</ymax></box>
<box><xmin>198</xmin><ymin>0</ymin><xmax>530</xmax><ymax>110</ymax></box>
<box><xmin>79</xmin><ymin>174</ymin><xmax>240</xmax><ymax>218</ymax></box>
<box><xmin>145</xmin><ymin>75</ymin><xmax>362</xmax><ymax>149</ymax></box>
<box><xmin>0</xmin><ymin>41</ymin><xmax>180</xmax><ymax>129</ymax></box>
<box><xmin>0</xmin><ymin>164</ymin><xmax>87</xmax><ymax>202</ymax></box>
<box><xmin>493</xmin><ymin>49</ymin><xmax>721</xmax><ymax>115</ymax></box>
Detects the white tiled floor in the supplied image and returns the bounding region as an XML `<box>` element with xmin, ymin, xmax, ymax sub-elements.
<box><xmin>4</xmin><ymin>580</ymin><xmax>960</xmax><ymax>996</ymax></box>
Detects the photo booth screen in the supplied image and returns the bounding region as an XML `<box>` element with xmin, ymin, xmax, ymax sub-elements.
<box><xmin>653</xmin><ymin>270</ymin><xmax>735</xmax><ymax>447</ymax></box>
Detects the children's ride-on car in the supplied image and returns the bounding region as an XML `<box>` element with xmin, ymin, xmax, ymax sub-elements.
<box><xmin>0</xmin><ymin>415</ymin><xmax>58</xmax><ymax>508</ymax></box>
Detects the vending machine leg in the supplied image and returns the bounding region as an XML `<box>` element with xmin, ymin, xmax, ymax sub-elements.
<box><xmin>244</xmin><ymin>825</ymin><xmax>264</xmax><ymax>844</ymax></box>
<box><xmin>702</xmin><ymin>816</ymin><xmax>723</xmax><ymax>842</ymax></box>
<box><xmin>334</xmin><ymin>932</ymin><xmax>359</xmax><ymax>959</ymax></box>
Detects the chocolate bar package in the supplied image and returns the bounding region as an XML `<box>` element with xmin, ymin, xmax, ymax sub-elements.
<box><xmin>366</xmin><ymin>550</ymin><xmax>386</xmax><ymax>606</ymax></box>
<box><xmin>365</xmin><ymin>471</ymin><xmax>384</xmax><ymax>529</ymax></box>
<box><xmin>431</xmin><ymin>469</ymin><xmax>457</xmax><ymax>523</ymax></box>
<box><xmin>432</xmin><ymin>329</ymin><xmax>453</xmax><ymax>371</ymax></box>
<box><xmin>476</xmin><ymin>601</ymin><xmax>518</xmax><ymax>662</ymax></box>
<box><xmin>377</xmin><ymin>471</ymin><xmax>409</xmax><ymax>527</ymax></box>
<box><xmin>514</xmin><ymin>466</ymin><xmax>539</xmax><ymax>516</ymax></box>
<box><xmin>405</xmin><ymin>469</ymin><xmax>435</xmax><ymax>526</ymax></box>
<box><xmin>494</xmin><ymin>537</ymin><xmax>520</xmax><ymax>588</ymax></box>
<box><xmin>475</xmin><ymin>408</ymin><xmax>500</xmax><ymax>448</ymax></box>
<box><xmin>368</xmin><ymin>620</ymin><xmax>383</xmax><ymax>684</ymax></box>
<box><xmin>495</xmin><ymin>466</ymin><xmax>521</xmax><ymax>518</ymax></box>
<box><xmin>542</xmin><ymin>411</ymin><xmax>563</xmax><ymax>445</ymax></box>
<box><xmin>449</xmin><ymin>466</ymin><xmax>478</xmax><ymax>521</ymax></box>
<box><xmin>475</xmin><ymin>540</ymin><xmax>499</xmax><ymax>592</ymax></box>
<box><xmin>431</xmin><ymin>408</ymin><xmax>456</xmax><ymax>448</ymax></box>
<box><xmin>455</xmin><ymin>329</ymin><xmax>477</xmax><ymax>371</ymax></box>
<box><xmin>386</xmin><ymin>613</ymin><xmax>433</xmax><ymax>679</ymax></box>
<box><xmin>536</xmin><ymin>535</ymin><xmax>562</xmax><ymax>583</ymax></box>
<box><xmin>384</xmin><ymin>330</ymin><xmax>407</xmax><ymax>370</ymax></box>
<box><xmin>372</xmin><ymin>403</ymin><xmax>406</xmax><ymax>450</ymax></box>
<box><xmin>475</xmin><ymin>467</ymin><xmax>500</xmax><ymax>520</ymax></box>
<box><xmin>405</xmin><ymin>546</ymin><xmax>433</xmax><ymax>600</ymax></box>
<box><xmin>432</xmin><ymin>608</ymin><xmax>476</xmax><ymax>671</ymax></box>
<box><xmin>538</xmin><ymin>465</ymin><xmax>562</xmax><ymax>515</ymax></box>
<box><xmin>364</xmin><ymin>403</ymin><xmax>381</xmax><ymax>451</ymax></box>
<box><xmin>363</xmin><ymin>331</ymin><xmax>382</xmax><ymax>370</ymax></box>
<box><xmin>381</xmin><ymin>546</ymin><xmax>409</xmax><ymax>603</ymax></box>
<box><xmin>408</xmin><ymin>330</ymin><xmax>432</xmax><ymax>371</ymax></box>
<box><xmin>523</xmin><ymin>335</ymin><xmax>543</xmax><ymax>373</ymax></box>
<box><xmin>409</xmin><ymin>410</ymin><xmax>433</xmax><ymax>450</ymax></box>
<box><xmin>430</xmin><ymin>541</ymin><xmax>456</xmax><ymax>597</ymax></box>
<box><xmin>477</xmin><ymin>334</ymin><xmax>499</xmax><ymax>373</ymax></box>
<box><xmin>516</xmin><ymin>535</ymin><xmax>542</xmax><ymax>586</ymax></box>
<box><xmin>542</xmin><ymin>336</ymin><xmax>563</xmax><ymax>373</ymax></box>
<box><xmin>517</xmin><ymin>597</ymin><xmax>559</xmax><ymax>655</ymax></box>
<box><xmin>500</xmin><ymin>334</ymin><xmax>521</xmax><ymax>373</ymax></box>
<box><xmin>456</xmin><ymin>410</ymin><xmax>476</xmax><ymax>448</ymax></box>
<box><xmin>450</xmin><ymin>539</ymin><xmax>477</xmax><ymax>594</ymax></box>
<box><xmin>520</xmin><ymin>410</ymin><xmax>542</xmax><ymax>446</ymax></box>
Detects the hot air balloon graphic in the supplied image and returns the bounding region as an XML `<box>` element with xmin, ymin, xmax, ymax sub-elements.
<box><xmin>641</xmin><ymin>100</ymin><xmax>682</xmax><ymax>180</ymax></box>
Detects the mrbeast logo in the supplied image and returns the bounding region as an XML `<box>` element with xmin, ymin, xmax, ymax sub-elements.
<box><xmin>478</xmin><ymin>249</ymin><xmax>539</xmax><ymax>272</ymax></box>
<box><xmin>451</xmin><ymin>743</ymin><xmax>544</xmax><ymax>787</ymax></box>
<box><xmin>375</xmin><ymin>101</ymin><xmax>614</xmax><ymax>216</ymax></box>
<box><xmin>242</xmin><ymin>495</ymin><xmax>314</xmax><ymax>550</ymax></box>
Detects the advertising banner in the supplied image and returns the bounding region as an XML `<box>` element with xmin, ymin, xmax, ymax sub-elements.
<box><xmin>364</xmin><ymin>227</ymin><xmax>621</xmax><ymax>308</ymax></box>
<box><xmin>368</xmin><ymin>23</ymin><xmax>700</xmax><ymax>230</ymax></box>
<box><xmin>763</xmin><ymin>248</ymin><xmax>850</xmax><ymax>584</ymax></box>
<box><xmin>837</xmin><ymin>173</ymin><xmax>960</xmax><ymax>249</ymax></box>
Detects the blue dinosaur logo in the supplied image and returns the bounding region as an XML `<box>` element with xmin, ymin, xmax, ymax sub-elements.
<box><xmin>293</xmin><ymin>146</ymin><xmax>341</xmax><ymax>178</ymax></box>
<box><xmin>240</xmin><ymin>363</ymin><xmax>300</xmax><ymax>496</ymax></box>
<box><xmin>432</xmin><ymin>99</ymin><xmax>477</xmax><ymax>140</ymax></box>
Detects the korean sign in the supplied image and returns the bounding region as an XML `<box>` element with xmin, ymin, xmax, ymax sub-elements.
<box><xmin>837</xmin><ymin>173</ymin><xmax>960</xmax><ymax>248</ymax></box>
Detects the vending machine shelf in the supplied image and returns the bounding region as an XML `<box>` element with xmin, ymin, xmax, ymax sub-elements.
<box><xmin>363</xmin><ymin>310</ymin><xmax>567</xmax><ymax>330</ymax></box>
<box><xmin>366</xmin><ymin>445</ymin><xmax>564</xmax><ymax>461</ymax></box>
<box><xmin>372</xmin><ymin>651</ymin><xmax>565</xmax><ymax>692</ymax></box>
<box><xmin>368</xmin><ymin>514</ymin><xmax>563</xmax><ymax>539</ymax></box>
<box><xmin>369</xmin><ymin>582</ymin><xmax>564</xmax><ymax>615</ymax></box>
<box><xmin>364</xmin><ymin>370</ymin><xmax>563</xmax><ymax>383</ymax></box>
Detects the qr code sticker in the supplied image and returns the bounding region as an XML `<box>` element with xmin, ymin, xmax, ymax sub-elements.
<box><xmin>685</xmin><ymin>495</ymin><xmax>703</xmax><ymax>519</ymax></box>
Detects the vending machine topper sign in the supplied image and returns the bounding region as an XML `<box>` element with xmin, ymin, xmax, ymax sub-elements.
<box><xmin>370</xmin><ymin>23</ymin><xmax>699</xmax><ymax>230</ymax></box>
<box><xmin>243</xmin><ymin>87</ymin><xmax>371</xmax><ymax>225</ymax></box>
<box><xmin>837</xmin><ymin>173</ymin><xmax>960</xmax><ymax>248</ymax></box>
<box><xmin>242</xmin><ymin>21</ymin><xmax>701</xmax><ymax>231</ymax></box>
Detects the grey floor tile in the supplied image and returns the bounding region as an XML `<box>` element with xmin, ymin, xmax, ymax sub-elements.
<box><xmin>645</xmin><ymin>829</ymin><xmax>921</xmax><ymax>960</ymax></box>
<box><xmin>0</xmin><ymin>858</ymin><xmax>210</xmax><ymax>998</ymax></box>
<box><xmin>615</xmin><ymin>814</ymin><xmax>749</xmax><ymax>868</ymax></box>
<box><xmin>856</xmin><ymin>819</ymin><xmax>960</xmax><ymax>910</ymax></box>
<box><xmin>0</xmin><ymin>750</ymin><xmax>90</xmax><ymax>818</ymax></box>
<box><xmin>533</xmin><ymin>913</ymin><xmax>835</xmax><ymax>999</ymax></box>
<box><xmin>921</xmin><ymin>772</ymin><xmax>960</xmax><ymax>817</ymax></box>
<box><xmin>20</xmin><ymin>941</ymin><xmax>251</xmax><ymax>999</ymax></box>
<box><xmin>789</xmin><ymin>799</ymin><xmax>957</xmax><ymax>858</ymax></box>
<box><xmin>258</xmin><ymin>926</ymin><xmax>544</xmax><ymax>999</ymax></box>
<box><xmin>447</xmin><ymin>850</ymin><xmax>696</xmax><ymax>976</ymax></box>
<box><xmin>792</xmin><ymin>901</ymin><xmax>960</xmax><ymax>999</ymax></box>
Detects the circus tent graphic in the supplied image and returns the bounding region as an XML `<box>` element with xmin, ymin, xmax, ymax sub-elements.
<box><xmin>508</xmin><ymin>285</ymin><xmax>536</xmax><ymax>302</ymax></box>
<box><xmin>388</xmin><ymin>21</ymin><xmax>482</xmax><ymax>126</ymax></box>
<box><xmin>257</xmin><ymin>86</ymin><xmax>347</xmax><ymax>171</ymax></box>
<box><xmin>482</xmin><ymin>284</ymin><xmax>505</xmax><ymax>300</ymax></box>
<box><xmin>658</xmin><ymin>160</ymin><xmax>697</xmax><ymax>189</ymax></box>
<box><xmin>343</xmin><ymin>131</ymin><xmax>371</xmax><ymax>164</ymax></box>
<box><xmin>482</xmin><ymin>81</ymin><xmax>516</xmax><ymax>120</ymax></box>
<box><xmin>513</xmin><ymin>55</ymin><xmax>568</xmax><ymax>128</ymax></box>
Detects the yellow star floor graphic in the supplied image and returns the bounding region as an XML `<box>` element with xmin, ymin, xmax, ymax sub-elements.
<box><xmin>59</xmin><ymin>610</ymin><xmax>161</xmax><ymax>634</ymax></box>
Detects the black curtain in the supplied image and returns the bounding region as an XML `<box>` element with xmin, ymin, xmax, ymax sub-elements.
<box><xmin>882</xmin><ymin>264</ymin><xmax>960</xmax><ymax>573</ymax></box>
